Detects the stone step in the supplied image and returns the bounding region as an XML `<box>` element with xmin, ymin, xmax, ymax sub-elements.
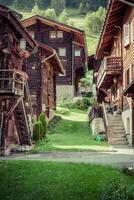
<box><xmin>108</xmin><ymin>134</ymin><xmax>126</xmax><ymax>138</ymax></box>
<box><xmin>108</xmin><ymin>139</ymin><xmax>128</xmax><ymax>145</ymax></box>
<box><xmin>113</xmin><ymin>131</ymin><xmax>126</xmax><ymax>134</ymax></box>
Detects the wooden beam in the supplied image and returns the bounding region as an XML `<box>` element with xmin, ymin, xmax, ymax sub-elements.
<box><xmin>118</xmin><ymin>0</ymin><xmax>134</xmax><ymax>7</ymax></box>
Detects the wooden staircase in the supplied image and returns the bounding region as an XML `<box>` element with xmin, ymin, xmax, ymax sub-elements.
<box><xmin>0</xmin><ymin>69</ymin><xmax>34</xmax><ymax>154</ymax></box>
<box><xmin>14</xmin><ymin>99</ymin><xmax>32</xmax><ymax>146</ymax></box>
<box><xmin>106</xmin><ymin>113</ymin><xmax>128</xmax><ymax>145</ymax></box>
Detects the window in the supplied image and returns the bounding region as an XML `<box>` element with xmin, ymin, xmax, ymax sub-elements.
<box><xmin>58</xmin><ymin>48</ymin><xmax>66</xmax><ymax>57</ymax></box>
<box><xmin>75</xmin><ymin>50</ymin><xmax>81</xmax><ymax>57</ymax></box>
<box><xmin>20</xmin><ymin>38</ymin><xmax>26</xmax><ymax>50</ymax></box>
<box><xmin>30</xmin><ymin>32</ymin><xmax>35</xmax><ymax>39</ymax></box>
<box><xmin>57</xmin><ymin>31</ymin><xmax>63</xmax><ymax>38</ymax></box>
<box><xmin>50</xmin><ymin>31</ymin><xmax>56</xmax><ymax>39</ymax></box>
<box><xmin>50</xmin><ymin>31</ymin><xmax>63</xmax><ymax>39</ymax></box>
<box><xmin>130</xmin><ymin>19</ymin><xmax>134</xmax><ymax>43</ymax></box>
<box><xmin>123</xmin><ymin>23</ymin><xmax>130</xmax><ymax>47</ymax></box>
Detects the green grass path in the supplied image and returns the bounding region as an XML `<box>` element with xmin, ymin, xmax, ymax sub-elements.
<box><xmin>33</xmin><ymin>111</ymin><xmax>109</xmax><ymax>153</ymax></box>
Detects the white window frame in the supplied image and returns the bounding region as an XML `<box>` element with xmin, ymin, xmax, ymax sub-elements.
<box><xmin>123</xmin><ymin>23</ymin><xmax>130</xmax><ymax>47</ymax></box>
<box><xmin>57</xmin><ymin>31</ymin><xmax>63</xmax><ymax>38</ymax></box>
<box><xmin>49</xmin><ymin>31</ymin><xmax>56</xmax><ymax>39</ymax></box>
<box><xmin>58</xmin><ymin>48</ymin><xmax>66</xmax><ymax>57</ymax></box>
<box><xmin>75</xmin><ymin>50</ymin><xmax>81</xmax><ymax>57</ymax></box>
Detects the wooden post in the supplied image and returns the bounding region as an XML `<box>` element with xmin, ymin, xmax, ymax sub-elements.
<box><xmin>132</xmin><ymin>99</ymin><xmax>134</xmax><ymax>146</ymax></box>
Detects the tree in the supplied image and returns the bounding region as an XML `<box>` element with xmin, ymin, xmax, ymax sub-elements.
<box><xmin>85</xmin><ymin>6</ymin><xmax>106</xmax><ymax>34</ymax></box>
<box><xmin>58</xmin><ymin>9</ymin><xmax>68</xmax><ymax>24</ymax></box>
<box><xmin>36</xmin><ymin>0</ymin><xmax>50</xmax><ymax>9</ymax></box>
<box><xmin>32</xmin><ymin>4</ymin><xmax>42</xmax><ymax>15</ymax></box>
<box><xmin>51</xmin><ymin>0</ymin><xmax>65</xmax><ymax>16</ymax></box>
<box><xmin>79</xmin><ymin>3</ymin><xmax>85</xmax><ymax>15</ymax></box>
<box><xmin>12</xmin><ymin>0</ymin><xmax>34</xmax><ymax>10</ymax></box>
<box><xmin>85</xmin><ymin>2</ymin><xmax>89</xmax><ymax>13</ymax></box>
<box><xmin>44</xmin><ymin>8</ymin><xmax>57</xmax><ymax>20</ymax></box>
<box><xmin>0</xmin><ymin>0</ymin><xmax>13</xmax><ymax>6</ymax></box>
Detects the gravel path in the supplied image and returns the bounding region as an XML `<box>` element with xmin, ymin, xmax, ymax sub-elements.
<box><xmin>0</xmin><ymin>149</ymin><xmax>134</xmax><ymax>168</ymax></box>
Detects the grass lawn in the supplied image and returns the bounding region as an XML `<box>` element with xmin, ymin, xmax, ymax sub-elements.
<box><xmin>0</xmin><ymin>161</ymin><xmax>133</xmax><ymax>200</ymax></box>
<box><xmin>33</xmin><ymin>110</ymin><xmax>109</xmax><ymax>153</ymax></box>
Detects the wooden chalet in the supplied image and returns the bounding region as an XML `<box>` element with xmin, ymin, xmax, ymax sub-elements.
<box><xmin>26</xmin><ymin>42</ymin><xmax>64</xmax><ymax>119</ymax></box>
<box><xmin>0</xmin><ymin>5</ymin><xmax>37</xmax><ymax>155</ymax></box>
<box><xmin>22</xmin><ymin>16</ymin><xmax>87</xmax><ymax>98</ymax></box>
<box><xmin>88</xmin><ymin>0</ymin><xmax>134</xmax><ymax>145</ymax></box>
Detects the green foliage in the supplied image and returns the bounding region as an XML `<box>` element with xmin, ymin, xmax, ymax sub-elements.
<box><xmin>12</xmin><ymin>0</ymin><xmax>34</xmax><ymax>10</ymax></box>
<box><xmin>38</xmin><ymin>112</ymin><xmax>47</xmax><ymax>137</ymax></box>
<box><xmin>80</xmin><ymin>70</ymin><xmax>93</xmax><ymax>87</ymax></box>
<box><xmin>58</xmin><ymin>9</ymin><xmax>69</xmax><ymax>24</ymax></box>
<box><xmin>0</xmin><ymin>0</ymin><xmax>13</xmax><ymax>6</ymax></box>
<box><xmin>31</xmin><ymin>4</ymin><xmax>42</xmax><ymax>16</ymax></box>
<box><xmin>78</xmin><ymin>3</ymin><xmax>85</xmax><ymax>15</ymax></box>
<box><xmin>75</xmin><ymin>97</ymin><xmax>95</xmax><ymax>110</ymax></box>
<box><xmin>33</xmin><ymin>120</ymin><xmax>43</xmax><ymax>141</ymax></box>
<box><xmin>56</xmin><ymin>107</ymin><xmax>70</xmax><ymax>115</ymax></box>
<box><xmin>58</xmin><ymin>98</ymin><xmax>75</xmax><ymax>109</ymax></box>
<box><xmin>44</xmin><ymin>8</ymin><xmax>57</xmax><ymax>19</ymax></box>
<box><xmin>99</xmin><ymin>180</ymin><xmax>134</xmax><ymax>200</ymax></box>
<box><xmin>33</xmin><ymin>112</ymin><xmax>47</xmax><ymax>141</ymax></box>
<box><xmin>36</xmin><ymin>0</ymin><xmax>50</xmax><ymax>9</ymax></box>
<box><xmin>51</xmin><ymin>0</ymin><xmax>65</xmax><ymax>16</ymax></box>
<box><xmin>58</xmin><ymin>96</ymin><xmax>96</xmax><ymax>111</ymax></box>
<box><xmin>85</xmin><ymin>6</ymin><xmax>106</xmax><ymax>34</ymax></box>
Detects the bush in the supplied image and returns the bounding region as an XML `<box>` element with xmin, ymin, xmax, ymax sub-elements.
<box><xmin>38</xmin><ymin>112</ymin><xmax>47</xmax><ymax>137</ymax></box>
<box><xmin>58</xmin><ymin>97</ymin><xmax>96</xmax><ymax>111</ymax></box>
<box><xmin>85</xmin><ymin>7</ymin><xmax>106</xmax><ymax>34</ymax></box>
<box><xmin>75</xmin><ymin>97</ymin><xmax>95</xmax><ymax>110</ymax></box>
<box><xmin>44</xmin><ymin>8</ymin><xmax>57</xmax><ymax>20</ymax></box>
<box><xmin>33</xmin><ymin>120</ymin><xmax>44</xmax><ymax>141</ymax></box>
<box><xmin>98</xmin><ymin>179</ymin><xmax>134</xmax><ymax>200</ymax></box>
<box><xmin>58</xmin><ymin>9</ymin><xmax>69</xmax><ymax>24</ymax></box>
<box><xmin>32</xmin><ymin>4</ymin><xmax>42</xmax><ymax>16</ymax></box>
<box><xmin>56</xmin><ymin>107</ymin><xmax>70</xmax><ymax>115</ymax></box>
<box><xmin>57</xmin><ymin>98</ymin><xmax>75</xmax><ymax>109</ymax></box>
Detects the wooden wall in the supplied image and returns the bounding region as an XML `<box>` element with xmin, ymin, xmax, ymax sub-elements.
<box><xmin>26</xmin><ymin>23</ymin><xmax>84</xmax><ymax>87</ymax></box>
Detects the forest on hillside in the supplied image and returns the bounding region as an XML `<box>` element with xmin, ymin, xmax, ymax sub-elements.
<box><xmin>0</xmin><ymin>0</ymin><xmax>108</xmax><ymax>12</ymax></box>
<box><xmin>0</xmin><ymin>0</ymin><xmax>108</xmax><ymax>54</ymax></box>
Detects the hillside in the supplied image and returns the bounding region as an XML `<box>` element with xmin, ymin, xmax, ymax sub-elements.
<box><xmin>0</xmin><ymin>0</ymin><xmax>107</xmax><ymax>55</ymax></box>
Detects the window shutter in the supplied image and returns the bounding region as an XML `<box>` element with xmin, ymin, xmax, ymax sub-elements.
<box><xmin>123</xmin><ymin>23</ymin><xmax>130</xmax><ymax>47</ymax></box>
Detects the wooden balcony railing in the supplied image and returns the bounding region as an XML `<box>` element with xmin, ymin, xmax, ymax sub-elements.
<box><xmin>0</xmin><ymin>69</ymin><xmax>27</xmax><ymax>96</ymax></box>
<box><xmin>88</xmin><ymin>106</ymin><xmax>103</xmax><ymax>122</ymax></box>
<box><xmin>97</xmin><ymin>57</ymin><xmax>122</xmax><ymax>89</ymax></box>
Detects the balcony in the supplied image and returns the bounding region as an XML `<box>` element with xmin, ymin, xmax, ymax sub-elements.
<box><xmin>0</xmin><ymin>69</ymin><xmax>27</xmax><ymax>96</ymax></box>
<box><xmin>97</xmin><ymin>57</ymin><xmax>122</xmax><ymax>89</ymax></box>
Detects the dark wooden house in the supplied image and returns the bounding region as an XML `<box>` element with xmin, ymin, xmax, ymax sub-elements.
<box><xmin>88</xmin><ymin>0</ymin><xmax>134</xmax><ymax>145</ymax></box>
<box><xmin>26</xmin><ymin>42</ymin><xmax>64</xmax><ymax>119</ymax></box>
<box><xmin>22</xmin><ymin>16</ymin><xmax>87</xmax><ymax>98</ymax></box>
<box><xmin>0</xmin><ymin>5</ymin><xmax>37</xmax><ymax>155</ymax></box>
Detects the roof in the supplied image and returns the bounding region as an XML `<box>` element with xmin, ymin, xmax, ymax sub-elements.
<box><xmin>0</xmin><ymin>4</ymin><xmax>37</xmax><ymax>49</ymax></box>
<box><xmin>22</xmin><ymin>15</ymin><xmax>88</xmax><ymax>59</ymax></box>
<box><xmin>38</xmin><ymin>42</ymin><xmax>65</xmax><ymax>75</ymax></box>
<box><xmin>95</xmin><ymin>0</ymin><xmax>133</xmax><ymax>60</ymax></box>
